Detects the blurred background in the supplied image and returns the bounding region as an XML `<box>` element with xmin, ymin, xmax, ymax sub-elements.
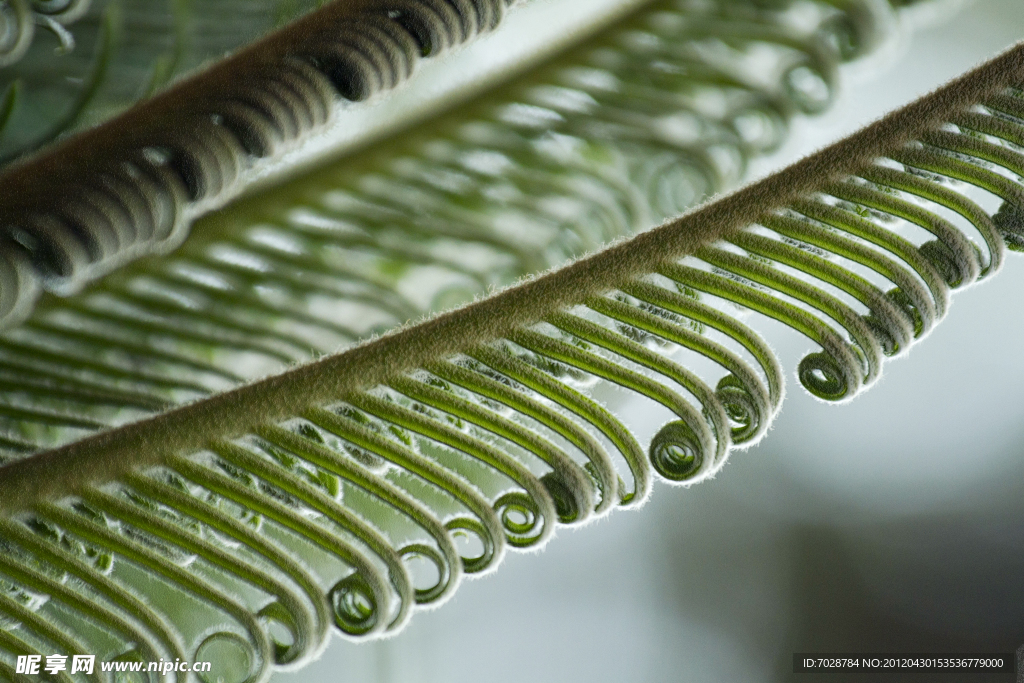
<box><xmin>273</xmin><ymin>0</ymin><xmax>1024</xmax><ymax>681</ymax></box>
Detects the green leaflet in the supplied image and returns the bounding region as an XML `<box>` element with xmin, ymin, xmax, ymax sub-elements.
<box><xmin>2</xmin><ymin>0</ymin><xmax>1023</xmax><ymax>682</ymax></box>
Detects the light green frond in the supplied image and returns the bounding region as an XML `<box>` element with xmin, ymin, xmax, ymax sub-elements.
<box><xmin>0</xmin><ymin>0</ymin><xmax>896</xmax><ymax>455</ymax></box>
<box><xmin>0</xmin><ymin>0</ymin><xmax>1020</xmax><ymax>682</ymax></box>
<box><xmin>0</xmin><ymin>19</ymin><xmax>1022</xmax><ymax>683</ymax></box>
<box><xmin>0</xmin><ymin>0</ymin><xmax>529</xmax><ymax>328</ymax></box>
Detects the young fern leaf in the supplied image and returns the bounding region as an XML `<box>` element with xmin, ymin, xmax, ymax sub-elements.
<box><xmin>0</xmin><ymin>0</ymin><xmax>522</xmax><ymax>326</ymax></box>
<box><xmin>0</xmin><ymin>0</ymin><xmax>897</xmax><ymax>455</ymax></box>
<box><xmin>1</xmin><ymin>31</ymin><xmax>1023</xmax><ymax>683</ymax></box>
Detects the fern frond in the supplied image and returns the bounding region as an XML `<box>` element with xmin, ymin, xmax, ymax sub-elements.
<box><xmin>0</xmin><ymin>0</ymin><xmax>898</xmax><ymax>455</ymax></box>
<box><xmin>0</xmin><ymin>20</ymin><xmax>1022</xmax><ymax>681</ymax></box>
<box><xmin>0</xmin><ymin>0</ymin><xmax>528</xmax><ymax>329</ymax></box>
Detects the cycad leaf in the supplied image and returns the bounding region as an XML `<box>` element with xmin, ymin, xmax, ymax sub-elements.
<box><xmin>0</xmin><ymin>9</ymin><xmax>1023</xmax><ymax>678</ymax></box>
<box><xmin>1</xmin><ymin>0</ymin><xmax>538</xmax><ymax>324</ymax></box>
<box><xmin>0</xmin><ymin>0</ymin><xmax>897</xmax><ymax>455</ymax></box>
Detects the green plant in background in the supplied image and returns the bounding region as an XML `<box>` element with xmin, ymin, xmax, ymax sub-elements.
<box><xmin>0</xmin><ymin>0</ymin><xmax>1022</xmax><ymax>681</ymax></box>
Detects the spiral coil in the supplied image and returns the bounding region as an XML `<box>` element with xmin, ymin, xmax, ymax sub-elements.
<box><xmin>0</xmin><ymin>0</ymin><xmax>91</xmax><ymax>69</ymax></box>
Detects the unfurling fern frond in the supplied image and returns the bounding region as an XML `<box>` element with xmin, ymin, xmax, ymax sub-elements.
<box><xmin>0</xmin><ymin>2</ymin><xmax>1022</xmax><ymax>674</ymax></box>
<box><xmin>1</xmin><ymin>0</ymin><xmax>531</xmax><ymax>330</ymax></box>
<box><xmin>0</xmin><ymin>0</ymin><xmax>898</xmax><ymax>455</ymax></box>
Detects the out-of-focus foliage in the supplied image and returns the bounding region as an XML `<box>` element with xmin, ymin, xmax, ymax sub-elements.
<box><xmin>0</xmin><ymin>0</ymin><xmax>324</xmax><ymax>161</ymax></box>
